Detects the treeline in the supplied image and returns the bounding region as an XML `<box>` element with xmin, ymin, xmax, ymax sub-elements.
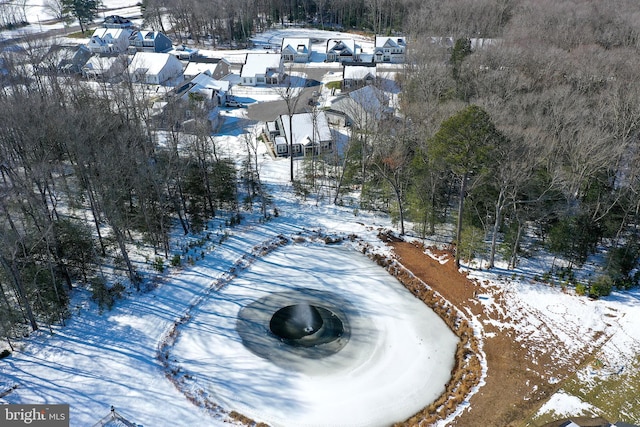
<box><xmin>0</xmin><ymin>70</ymin><xmax>237</xmax><ymax>345</ymax></box>
<box><xmin>326</xmin><ymin>0</ymin><xmax>640</xmax><ymax>294</ymax></box>
<box><xmin>141</xmin><ymin>0</ymin><xmax>424</xmax><ymax>44</ymax></box>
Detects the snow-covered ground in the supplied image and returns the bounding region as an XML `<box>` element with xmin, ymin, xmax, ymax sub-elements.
<box><xmin>0</xmin><ymin>102</ymin><xmax>461</xmax><ymax>425</ymax></box>
<box><xmin>2</xmin><ymin>6</ymin><xmax>640</xmax><ymax>424</ymax></box>
<box><xmin>3</xmin><ymin>100</ymin><xmax>638</xmax><ymax>426</ymax></box>
<box><xmin>1</xmin><ymin>0</ymin><xmax>142</xmax><ymax>42</ymax></box>
<box><xmin>170</xmin><ymin>244</ymin><xmax>458</xmax><ymax>427</ymax></box>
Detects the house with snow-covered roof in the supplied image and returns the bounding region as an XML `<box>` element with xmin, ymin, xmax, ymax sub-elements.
<box><xmin>128</xmin><ymin>31</ymin><xmax>173</xmax><ymax>54</ymax></box>
<box><xmin>40</xmin><ymin>44</ymin><xmax>91</xmax><ymax>74</ymax></box>
<box><xmin>326</xmin><ymin>39</ymin><xmax>359</xmax><ymax>63</ymax></box>
<box><xmin>152</xmin><ymin>72</ymin><xmax>227</xmax><ymax>132</ymax></box>
<box><xmin>342</xmin><ymin>63</ymin><xmax>376</xmax><ymax>90</ymax></box>
<box><xmin>82</xmin><ymin>55</ymin><xmax>127</xmax><ymax>80</ymax></box>
<box><xmin>240</xmin><ymin>53</ymin><xmax>283</xmax><ymax>86</ymax></box>
<box><xmin>86</xmin><ymin>28</ymin><xmax>132</xmax><ymax>54</ymax></box>
<box><xmin>373</xmin><ymin>36</ymin><xmax>406</xmax><ymax>63</ymax></box>
<box><xmin>176</xmin><ymin>72</ymin><xmax>230</xmax><ymax>106</ymax></box>
<box><xmin>267</xmin><ymin>112</ymin><xmax>333</xmax><ymax>157</ymax></box>
<box><xmin>281</xmin><ymin>38</ymin><xmax>311</xmax><ymax>63</ymax></box>
<box><xmin>183</xmin><ymin>59</ymin><xmax>231</xmax><ymax>80</ymax></box>
<box><xmin>128</xmin><ymin>52</ymin><xmax>184</xmax><ymax>85</ymax></box>
<box><xmin>330</xmin><ymin>85</ymin><xmax>392</xmax><ymax>130</ymax></box>
<box><xmin>103</xmin><ymin>15</ymin><xmax>133</xmax><ymax>29</ymax></box>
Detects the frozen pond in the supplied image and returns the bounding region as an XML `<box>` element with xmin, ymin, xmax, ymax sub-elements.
<box><xmin>171</xmin><ymin>243</ymin><xmax>459</xmax><ymax>427</ymax></box>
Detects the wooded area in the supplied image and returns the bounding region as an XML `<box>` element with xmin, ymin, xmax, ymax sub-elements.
<box><xmin>1</xmin><ymin>0</ymin><xmax>640</xmax><ymax>348</ymax></box>
<box><xmin>0</xmin><ymin>69</ymin><xmax>238</xmax><ymax>344</ymax></box>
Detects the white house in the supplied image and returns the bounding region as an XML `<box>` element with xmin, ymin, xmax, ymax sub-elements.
<box><xmin>268</xmin><ymin>112</ymin><xmax>333</xmax><ymax>157</ymax></box>
<box><xmin>373</xmin><ymin>36</ymin><xmax>406</xmax><ymax>63</ymax></box>
<box><xmin>86</xmin><ymin>28</ymin><xmax>132</xmax><ymax>54</ymax></box>
<box><xmin>330</xmin><ymin>85</ymin><xmax>392</xmax><ymax>130</ymax></box>
<box><xmin>177</xmin><ymin>72</ymin><xmax>230</xmax><ymax>107</ymax></box>
<box><xmin>240</xmin><ymin>53</ymin><xmax>283</xmax><ymax>86</ymax></box>
<box><xmin>342</xmin><ymin>64</ymin><xmax>376</xmax><ymax>89</ymax></box>
<box><xmin>128</xmin><ymin>52</ymin><xmax>184</xmax><ymax>85</ymax></box>
<box><xmin>183</xmin><ymin>59</ymin><xmax>231</xmax><ymax>80</ymax></box>
<box><xmin>281</xmin><ymin>38</ymin><xmax>311</xmax><ymax>63</ymax></box>
<box><xmin>82</xmin><ymin>55</ymin><xmax>127</xmax><ymax>79</ymax></box>
<box><xmin>326</xmin><ymin>39</ymin><xmax>359</xmax><ymax>62</ymax></box>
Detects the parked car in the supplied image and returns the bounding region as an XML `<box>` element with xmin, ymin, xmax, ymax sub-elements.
<box><xmin>226</xmin><ymin>99</ymin><xmax>245</xmax><ymax>108</ymax></box>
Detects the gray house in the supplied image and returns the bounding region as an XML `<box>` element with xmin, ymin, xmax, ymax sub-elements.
<box><xmin>373</xmin><ymin>36</ymin><xmax>406</xmax><ymax>63</ymax></box>
<box><xmin>103</xmin><ymin>15</ymin><xmax>133</xmax><ymax>29</ymax></box>
<box><xmin>326</xmin><ymin>39</ymin><xmax>359</xmax><ymax>62</ymax></box>
<box><xmin>128</xmin><ymin>31</ymin><xmax>173</xmax><ymax>53</ymax></box>
<box><xmin>266</xmin><ymin>112</ymin><xmax>333</xmax><ymax>157</ymax></box>
<box><xmin>342</xmin><ymin>63</ymin><xmax>376</xmax><ymax>90</ymax></box>
<box><xmin>281</xmin><ymin>38</ymin><xmax>311</xmax><ymax>63</ymax></box>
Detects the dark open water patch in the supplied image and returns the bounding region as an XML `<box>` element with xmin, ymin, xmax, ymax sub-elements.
<box><xmin>236</xmin><ymin>288</ymin><xmax>353</xmax><ymax>365</ymax></box>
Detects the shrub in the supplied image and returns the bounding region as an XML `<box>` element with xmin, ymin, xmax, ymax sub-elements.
<box><xmin>575</xmin><ymin>283</ymin><xmax>587</xmax><ymax>296</ymax></box>
<box><xmin>170</xmin><ymin>254</ymin><xmax>182</xmax><ymax>267</ymax></box>
<box><xmin>458</xmin><ymin>226</ymin><xmax>486</xmax><ymax>264</ymax></box>
<box><xmin>153</xmin><ymin>257</ymin><xmax>165</xmax><ymax>273</ymax></box>
<box><xmin>91</xmin><ymin>279</ymin><xmax>126</xmax><ymax>310</ymax></box>
<box><xmin>0</xmin><ymin>349</ymin><xmax>11</xmax><ymax>359</ymax></box>
<box><xmin>589</xmin><ymin>275</ymin><xmax>613</xmax><ymax>298</ymax></box>
<box><xmin>606</xmin><ymin>244</ymin><xmax>640</xmax><ymax>289</ymax></box>
<box><xmin>325</xmin><ymin>81</ymin><xmax>341</xmax><ymax>90</ymax></box>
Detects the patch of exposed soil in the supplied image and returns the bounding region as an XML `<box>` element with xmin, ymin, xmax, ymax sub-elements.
<box><xmin>387</xmin><ymin>239</ymin><xmax>588</xmax><ymax>427</ymax></box>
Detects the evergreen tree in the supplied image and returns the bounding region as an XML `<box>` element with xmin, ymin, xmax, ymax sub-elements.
<box><xmin>62</xmin><ymin>0</ymin><xmax>102</xmax><ymax>33</ymax></box>
<box><xmin>430</xmin><ymin>105</ymin><xmax>502</xmax><ymax>267</ymax></box>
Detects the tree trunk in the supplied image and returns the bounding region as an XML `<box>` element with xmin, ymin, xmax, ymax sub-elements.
<box><xmin>111</xmin><ymin>224</ymin><xmax>137</xmax><ymax>289</ymax></box>
<box><xmin>0</xmin><ymin>256</ymin><xmax>38</xmax><ymax>331</ymax></box>
<box><xmin>289</xmin><ymin>115</ymin><xmax>294</xmax><ymax>182</ymax></box>
<box><xmin>488</xmin><ymin>187</ymin><xmax>506</xmax><ymax>268</ymax></box>
<box><xmin>509</xmin><ymin>218</ymin><xmax>524</xmax><ymax>269</ymax></box>
<box><xmin>455</xmin><ymin>173</ymin><xmax>468</xmax><ymax>268</ymax></box>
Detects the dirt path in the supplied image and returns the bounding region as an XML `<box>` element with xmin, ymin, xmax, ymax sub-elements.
<box><xmin>389</xmin><ymin>240</ymin><xmax>573</xmax><ymax>427</ymax></box>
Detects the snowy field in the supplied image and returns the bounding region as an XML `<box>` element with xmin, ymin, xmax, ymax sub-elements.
<box><xmin>2</xmin><ymin>4</ymin><xmax>640</xmax><ymax>424</ymax></box>
<box><xmin>1</xmin><ymin>0</ymin><xmax>143</xmax><ymax>41</ymax></box>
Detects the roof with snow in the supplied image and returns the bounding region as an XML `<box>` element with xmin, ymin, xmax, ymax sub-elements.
<box><xmin>103</xmin><ymin>15</ymin><xmax>133</xmax><ymax>28</ymax></box>
<box><xmin>83</xmin><ymin>55</ymin><xmax>124</xmax><ymax>72</ymax></box>
<box><xmin>334</xmin><ymin>85</ymin><xmax>389</xmax><ymax>113</ymax></box>
<box><xmin>327</xmin><ymin>38</ymin><xmax>357</xmax><ymax>55</ymax></box>
<box><xmin>281</xmin><ymin>38</ymin><xmax>311</xmax><ymax>54</ymax></box>
<box><xmin>343</xmin><ymin>65</ymin><xmax>377</xmax><ymax>80</ymax></box>
<box><xmin>279</xmin><ymin>112</ymin><xmax>332</xmax><ymax>146</ymax></box>
<box><xmin>374</xmin><ymin>36</ymin><xmax>406</xmax><ymax>49</ymax></box>
<box><xmin>241</xmin><ymin>53</ymin><xmax>282</xmax><ymax>78</ymax></box>
<box><xmin>183</xmin><ymin>62</ymin><xmax>217</xmax><ymax>77</ymax></box>
<box><xmin>91</xmin><ymin>28</ymin><xmax>129</xmax><ymax>40</ymax></box>
<box><xmin>191</xmin><ymin>73</ymin><xmax>229</xmax><ymax>91</ymax></box>
<box><xmin>128</xmin><ymin>52</ymin><xmax>181</xmax><ymax>76</ymax></box>
<box><xmin>129</xmin><ymin>30</ymin><xmax>161</xmax><ymax>42</ymax></box>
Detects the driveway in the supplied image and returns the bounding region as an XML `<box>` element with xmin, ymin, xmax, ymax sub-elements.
<box><xmin>246</xmin><ymin>65</ymin><xmax>338</xmax><ymax>122</ymax></box>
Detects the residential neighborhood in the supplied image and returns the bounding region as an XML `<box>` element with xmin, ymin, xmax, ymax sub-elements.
<box><xmin>43</xmin><ymin>14</ymin><xmax>402</xmax><ymax>159</ymax></box>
